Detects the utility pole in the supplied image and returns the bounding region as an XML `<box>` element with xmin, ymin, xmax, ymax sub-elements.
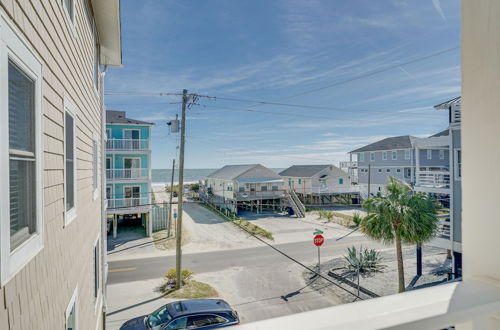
<box><xmin>167</xmin><ymin>158</ymin><xmax>175</xmax><ymax>237</ymax></box>
<box><xmin>175</xmin><ymin>89</ymin><xmax>188</xmax><ymax>289</ymax></box>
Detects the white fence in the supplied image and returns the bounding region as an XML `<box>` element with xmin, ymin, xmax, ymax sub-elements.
<box><xmin>151</xmin><ymin>205</ymin><xmax>169</xmax><ymax>232</ymax></box>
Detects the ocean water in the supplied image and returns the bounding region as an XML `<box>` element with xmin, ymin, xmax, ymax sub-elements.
<box><xmin>152</xmin><ymin>168</ymin><xmax>285</xmax><ymax>185</ymax></box>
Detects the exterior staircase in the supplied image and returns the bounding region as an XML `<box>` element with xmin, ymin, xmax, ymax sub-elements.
<box><xmin>286</xmin><ymin>190</ymin><xmax>306</xmax><ymax>218</ymax></box>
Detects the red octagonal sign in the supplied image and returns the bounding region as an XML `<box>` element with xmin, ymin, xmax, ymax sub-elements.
<box><xmin>313</xmin><ymin>234</ymin><xmax>324</xmax><ymax>247</ymax></box>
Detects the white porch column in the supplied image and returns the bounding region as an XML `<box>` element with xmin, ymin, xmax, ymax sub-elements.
<box><xmin>459</xmin><ymin>0</ymin><xmax>500</xmax><ymax>328</ymax></box>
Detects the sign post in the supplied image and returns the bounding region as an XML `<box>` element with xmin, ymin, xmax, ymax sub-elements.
<box><xmin>313</xmin><ymin>232</ymin><xmax>325</xmax><ymax>274</ymax></box>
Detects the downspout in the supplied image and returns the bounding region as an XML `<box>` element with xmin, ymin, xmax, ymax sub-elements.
<box><xmin>100</xmin><ymin>64</ymin><xmax>109</xmax><ymax>329</ymax></box>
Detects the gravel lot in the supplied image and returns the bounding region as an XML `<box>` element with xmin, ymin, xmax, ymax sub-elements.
<box><xmin>306</xmin><ymin>245</ymin><xmax>451</xmax><ymax>303</ymax></box>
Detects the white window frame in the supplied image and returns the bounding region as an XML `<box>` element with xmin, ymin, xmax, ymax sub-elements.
<box><xmin>92</xmin><ymin>133</ymin><xmax>99</xmax><ymax>200</ymax></box>
<box><xmin>106</xmin><ymin>128</ymin><xmax>111</xmax><ymax>139</ymax></box>
<box><xmin>454</xmin><ymin>149</ymin><xmax>462</xmax><ymax>180</ymax></box>
<box><xmin>396</xmin><ymin>169</ymin><xmax>401</xmax><ymax>173</ymax></box>
<box><xmin>62</xmin><ymin>0</ymin><xmax>76</xmax><ymax>35</ymax></box>
<box><xmin>427</xmin><ymin>149</ymin><xmax>432</xmax><ymax>160</ymax></box>
<box><xmin>370</xmin><ymin>152</ymin><xmax>375</xmax><ymax>162</ymax></box>
<box><xmin>439</xmin><ymin>149</ymin><xmax>445</xmax><ymax>160</ymax></box>
<box><xmin>405</xmin><ymin>149</ymin><xmax>411</xmax><ymax>160</ymax></box>
<box><xmin>378</xmin><ymin>169</ymin><xmax>382</xmax><ymax>173</ymax></box>
<box><xmin>123</xmin><ymin>128</ymin><xmax>141</xmax><ymax>139</ymax></box>
<box><xmin>0</xmin><ymin>14</ymin><xmax>43</xmax><ymax>285</ymax></box>
<box><xmin>64</xmin><ymin>95</ymin><xmax>78</xmax><ymax>226</ymax></box>
<box><xmin>392</xmin><ymin>151</ymin><xmax>397</xmax><ymax>160</ymax></box>
<box><xmin>382</xmin><ymin>152</ymin><xmax>387</xmax><ymax>160</ymax></box>
<box><xmin>66</xmin><ymin>286</ymin><xmax>78</xmax><ymax>330</ymax></box>
<box><xmin>359</xmin><ymin>153</ymin><xmax>364</xmax><ymax>162</ymax></box>
<box><xmin>386</xmin><ymin>169</ymin><xmax>391</xmax><ymax>173</ymax></box>
<box><xmin>93</xmin><ymin>235</ymin><xmax>100</xmax><ymax>301</ymax></box>
<box><xmin>92</xmin><ymin>18</ymin><xmax>100</xmax><ymax>93</ymax></box>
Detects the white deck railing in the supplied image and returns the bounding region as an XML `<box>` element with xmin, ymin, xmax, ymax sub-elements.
<box><xmin>237</xmin><ymin>280</ymin><xmax>500</xmax><ymax>330</ymax></box>
<box><xmin>106</xmin><ymin>168</ymin><xmax>149</xmax><ymax>180</ymax></box>
<box><xmin>438</xmin><ymin>218</ymin><xmax>451</xmax><ymax>239</ymax></box>
<box><xmin>107</xmin><ymin>197</ymin><xmax>150</xmax><ymax>208</ymax></box>
<box><xmin>106</xmin><ymin>138</ymin><xmax>149</xmax><ymax>150</ymax></box>
<box><xmin>309</xmin><ymin>186</ymin><xmax>360</xmax><ymax>194</ymax></box>
<box><xmin>417</xmin><ymin>171</ymin><xmax>451</xmax><ymax>189</ymax></box>
<box><xmin>340</xmin><ymin>161</ymin><xmax>357</xmax><ymax>168</ymax></box>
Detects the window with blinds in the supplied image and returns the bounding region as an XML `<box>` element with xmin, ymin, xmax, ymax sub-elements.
<box><xmin>65</xmin><ymin>112</ymin><xmax>75</xmax><ymax>212</ymax></box>
<box><xmin>8</xmin><ymin>60</ymin><xmax>37</xmax><ymax>251</ymax></box>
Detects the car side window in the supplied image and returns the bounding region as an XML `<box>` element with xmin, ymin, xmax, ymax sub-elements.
<box><xmin>187</xmin><ymin>314</ymin><xmax>227</xmax><ymax>328</ymax></box>
<box><xmin>165</xmin><ymin>317</ymin><xmax>188</xmax><ymax>330</ymax></box>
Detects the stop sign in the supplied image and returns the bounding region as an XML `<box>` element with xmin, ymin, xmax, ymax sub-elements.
<box><xmin>313</xmin><ymin>234</ymin><xmax>324</xmax><ymax>247</ymax></box>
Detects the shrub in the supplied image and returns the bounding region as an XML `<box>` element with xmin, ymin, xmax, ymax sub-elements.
<box><xmin>325</xmin><ymin>211</ymin><xmax>334</xmax><ymax>221</ymax></box>
<box><xmin>352</xmin><ymin>212</ymin><xmax>363</xmax><ymax>226</ymax></box>
<box><xmin>190</xmin><ymin>183</ymin><xmax>200</xmax><ymax>192</ymax></box>
<box><xmin>164</xmin><ymin>268</ymin><xmax>193</xmax><ymax>286</ymax></box>
<box><xmin>344</xmin><ymin>246</ymin><xmax>383</xmax><ymax>274</ymax></box>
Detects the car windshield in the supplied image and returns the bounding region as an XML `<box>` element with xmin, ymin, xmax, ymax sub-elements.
<box><xmin>147</xmin><ymin>305</ymin><xmax>173</xmax><ymax>329</ymax></box>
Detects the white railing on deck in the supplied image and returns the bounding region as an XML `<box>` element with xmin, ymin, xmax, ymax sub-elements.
<box><xmin>309</xmin><ymin>186</ymin><xmax>360</xmax><ymax>194</ymax></box>
<box><xmin>417</xmin><ymin>171</ymin><xmax>451</xmax><ymax>189</ymax></box>
<box><xmin>235</xmin><ymin>190</ymin><xmax>285</xmax><ymax>199</ymax></box>
<box><xmin>106</xmin><ymin>138</ymin><xmax>149</xmax><ymax>150</ymax></box>
<box><xmin>452</xmin><ymin>106</ymin><xmax>461</xmax><ymax>123</ymax></box>
<box><xmin>237</xmin><ymin>281</ymin><xmax>500</xmax><ymax>330</ymax></box>
<box><xmin>438</xmin><ymin>218</ymin><xmax>451</xmax><ymax>239</ymax></box>
<box><xmin>340</xmin><ymin>161</ymin><xmax>357</xmax><ymax>168</ymax></box>
<box><xmin>107</xmin><ymin>197</ymin><xmax>150</xmax><ymax>208</ymax></box>
<box><xmin>106</xmin><ymin>168</ymin><xmax>149</xmax><ymax>180</ymax></box>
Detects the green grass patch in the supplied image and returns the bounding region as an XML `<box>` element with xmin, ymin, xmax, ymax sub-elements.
<box><xmin>233</xmin><ymin>218</ymin><xmax>273</xmax><ymax>240</ymax></box>
<box><xmin>163</xmin><ymin>281</ymin><xmax>219</xmax><ymax>299</ymax></box>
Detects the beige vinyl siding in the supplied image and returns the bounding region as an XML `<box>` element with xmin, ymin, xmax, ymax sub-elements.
<box><xmin>0</xmin><ymin>0</ymin><xmax>104</xmax><ymax>329</ymax></box>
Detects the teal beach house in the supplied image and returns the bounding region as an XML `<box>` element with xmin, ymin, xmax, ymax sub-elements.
<box><xmin>105</xmin><ymin>110</ymin><xmax>154</xmax><ymax>236</ymax></box>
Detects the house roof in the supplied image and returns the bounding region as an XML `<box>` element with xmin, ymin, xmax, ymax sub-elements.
<box><xmin>349</xmin><ymin>135</ymin><xmax>417</xmax><ymax>153</ymax></box>
<box><xmin>206</xmin><ymin>164</ymin><xmax>261</xmax><ymax>180</ymax></box>
<box><xmin>92</xmin><ymin>0</ymin><xmax>122</xmax><ymax>66</ymax></box>
<box><xmin>279</xmin><ymin>165</ymin><xmax>331</xmax><ymax>177</ymax></box>
<box><xmin>430</xmin><ymin>129</ymin><xmax>449</xmax><ymax>138</ymax></box>
<box><xmin>106</xmin><ymin>110</ymin><xmax>154</xmax><ymax>125</ymax></box>
<box><xmin>434</xmin><ymin>96</ymin><xmax>461</xmax><ymax>110</ymax></box>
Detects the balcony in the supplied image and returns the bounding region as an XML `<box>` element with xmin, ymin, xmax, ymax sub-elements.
<box><xmin>106</xmin><ymin>138</ymin><xmax>150</xmax><ymax>151</ymax></box>
<box><xmin>106</xmin><ymin>197</ymin><xmax>151</xmax><ymax>215</ymax></box>
<box><xmin>416</xmin><ymin>170</ymin><xmax>450</xmax><ymax>190</ymax></box>
<box><xmin>106</xmin><ymin>168</ymin><xmax>149</xmax><ymax>181</ymax></box>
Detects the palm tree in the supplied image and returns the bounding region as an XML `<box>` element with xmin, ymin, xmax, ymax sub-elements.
<box><xmin>360</xmin><ymin>177</ymin><xmax>438</xmax><ymax>293</ymax></box>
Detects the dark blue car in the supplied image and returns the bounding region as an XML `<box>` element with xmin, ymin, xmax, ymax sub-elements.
<box><xmin>119</xmin><ymin>299</ymin><xmax>240</xmax><ymax>330</ymax></box>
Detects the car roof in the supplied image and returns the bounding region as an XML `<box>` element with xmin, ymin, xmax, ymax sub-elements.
<box><xmin>166</xmin><ymin>299</ymin><xmax>233</xmax><ymax>318</ymax></box>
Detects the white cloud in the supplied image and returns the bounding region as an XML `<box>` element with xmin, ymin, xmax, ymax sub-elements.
<box><xmin>431</xmin><ymin>0</ymin><xmax>447</xmax><ymax>21</ymax></box>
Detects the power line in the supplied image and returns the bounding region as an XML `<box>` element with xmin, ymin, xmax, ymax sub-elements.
<box><xmin>105</xmin><ymin>46</ymin><xmax>459</xmax><ymax>109</ymax></box>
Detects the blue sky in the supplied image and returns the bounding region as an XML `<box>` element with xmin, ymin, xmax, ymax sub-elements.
<box><xmin>105</xmin><ymin>0</ymin><xmax>460</xmax><ymax>169</ymax></box>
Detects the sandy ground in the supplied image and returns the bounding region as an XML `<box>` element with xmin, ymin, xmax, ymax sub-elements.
<box><xmin>239</xmin><ymin>209</ymin><xmax>364</xmax><ymax>245</ymax></box>
<box><xmin>309</xmin><ymin>245</ymin><xmax>451</xmax><ymax>302</ymax></box>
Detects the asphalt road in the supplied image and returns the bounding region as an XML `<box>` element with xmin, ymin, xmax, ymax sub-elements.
<box><xmin>108</xmin><ymin>235</ymin><xmax>387</xmax><ymax>284</ymax></box>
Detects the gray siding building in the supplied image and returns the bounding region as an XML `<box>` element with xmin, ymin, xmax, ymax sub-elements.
<box><xmin>349</xmin><ymin>136</ymin><xmax>417</xmax><ymax>198</ymax></box>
